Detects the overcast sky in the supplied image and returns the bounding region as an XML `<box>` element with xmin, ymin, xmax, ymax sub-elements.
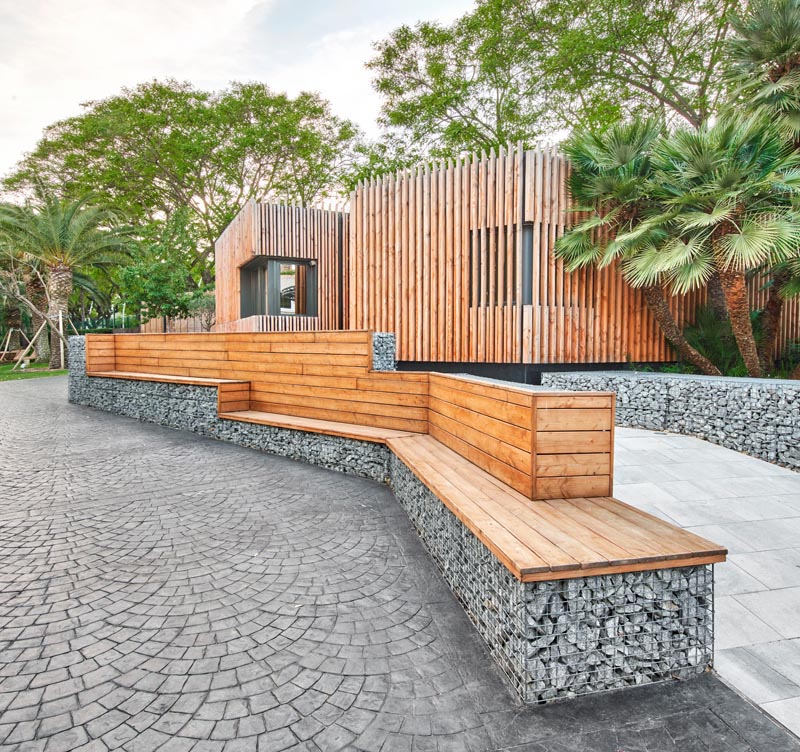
<box><xmin>0</xmin><ymin>0</ymin><xmax>472</xmax><ymax>178</ymax></box>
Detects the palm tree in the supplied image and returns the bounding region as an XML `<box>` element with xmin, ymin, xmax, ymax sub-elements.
<box><xmin>555</xmin><ymin>120</ymin><xmax>723</xmax><ymax>375</ymax></box>
<box><xmin>557</xmin><ymin>116</ymin><xmax>800</xmax><ymax>377</ymax></box>
<box><xmin>726</xmin><ymin>0</ymin><xmax>800</xmax><ymax>369</ymax></box>
<box><xmin>0</xmin><ymin>192</ymin><xmax>135</xmax><ymax>368</ymax></box>
<box><xmin>623</xmin><ymin>116</ymin><xmax>800</xmax><ymax>377</ymax></box>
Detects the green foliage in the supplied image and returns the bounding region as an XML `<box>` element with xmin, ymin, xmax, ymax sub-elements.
<box><xmin>368</xmin><ymin>0</ymin><xmax>552</xmax><ymax>156</ymax></box>
<box><xmin>726</xmin><ymin>0</ymin><xmax>800</xmax><ymax>142</ymax></box>
<box><xmin>557</xmin><ymin>115</ymin><xmax>800</xmax><ymax>293</ymax></box>
<box><xmin>368</xmin><ymin>0</ymin><xmax>737</xmax><ymax>155</ymax></box>
<box><xmin>118</xmin><ymin>253</ymin><xmax>198</xmax><ymax>321</ymax></box>
<box><xmin>187</xmin><ymin>290</ymin><xmax>216</xmax><ymax>332</ymax></box>
<box><xmin>535</xmin><ymin>0</ymin><xmax>737</xmax><ymax>129</ymax></box>
<box><xmin>684</xmin><ymin>306</ymin><xmax>750</xmax><ymax>376</ymax></box>
<box><xmin>4</xmin><ymin>80</ymin><xmax>361</xmax><ymax>283</ymax></box>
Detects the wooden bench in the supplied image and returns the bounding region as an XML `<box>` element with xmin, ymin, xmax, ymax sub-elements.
<box><xmin>83</xmin><ymin>332</ymin><xmax>727</xmax><ymax>582</ymax></box>
<box><xmin>88</xmin><ymin>371</ymin><xmax>251</xmax><ymax>414</ymax></box>
<box><xmin>388</xmin><ymin>434</ymin><xmax>725</xmax><ymax>581</ymax></box>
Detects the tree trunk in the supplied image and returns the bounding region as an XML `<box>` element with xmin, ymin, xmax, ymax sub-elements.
<box><xmin>707</xmin><ymin>272</ymin><xmax>728</xmax><ymax>318</ymax></box>
<box><xmin>717</xmin><ymin>268</ymin><xmax>763</xmax><ymax>377</ymax></box>
<box><xmin>5</xmin><ymin>302</ymin><xmax>21</xmax><ymax>350</ymax></box>
<box><xmin>758</xmin><ymin>268</ymin><xmax>790</xmax><ymax>372</ymax></box>
<box><xmin>25</xmin><ymin>273</ymin><xmax>50</xmax><ymax>362</ymax></box>
<box><xmin>47</xmin><ymin>265</ymin><xmax>72</xmax><ymax>370</ymax></box>
<box><xmin>641</xmin><ymin>285</ymin><xmax>722</xmax><ymax>375</ymax></box>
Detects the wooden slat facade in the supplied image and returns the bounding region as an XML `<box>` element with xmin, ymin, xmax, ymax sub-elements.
<box><xmin>213</xmin><ymin>149</ymin><xmax>800</xmax><ymax>365</ymax></box>
<box><xmin>215</xmin><ymin>201</ymin><xmax>347</xmax><ymax>332</ymax></box>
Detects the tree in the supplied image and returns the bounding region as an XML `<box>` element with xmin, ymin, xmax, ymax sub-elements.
<box><xmin>3</xmin><ymin>80</ymin><xmax>361</xmax><ymax>285</ymax></box>
<box><xmin>558</xmin><ymin>116</ymin><xmax>800</xmax><ymax>378</ymax></box>
<box><xmin>368</xmin><ymin>0</ymin><xmax>737</xmax><ymax>156</ymax></box>
<box><xmin>725</xmin><ymin>0</ymin><xmax>800</xmax><ymax>368</ymax></box>
<box><xmin>534</xmin><ymin>0</ymin><xmax>737</xmax><ymax>129</ymax></box>
<box><xmin>0</xmin><ymin>192</ymin><xmax>136</xmax><ymax>368</ymax></box>
<box><xmin>368</xmin><ymin>0</ymin><xmax>553</xmax><ymax>156</ymax></box>
<box><xmin>555</xmin><ymin>120</ymin><xmax>723</xmax><ymax>375</ymax></box>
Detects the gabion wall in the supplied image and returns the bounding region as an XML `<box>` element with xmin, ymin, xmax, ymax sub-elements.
<box><xmin>69</xmin><ymin>336</ymin><xmax>716</xmax><ymax>703</ymax></box>
<box><xmin>68</xmin><ymin>337</ymin><xmax>391</xmax><ymax>484</ymax></box>
<box><xmin>541</xmin><ymin>370</ymin><xmax>800</xmax><ymax>471</ymax></box>
<box><xmin>390</xmin><ymin>455</ymin><xmax>714</xmax><ymax>703</ymax></box>
<box><xmin>371</xmin><ymin>333</ymin><xmax>397</xmax><ymax>371</ymax></box>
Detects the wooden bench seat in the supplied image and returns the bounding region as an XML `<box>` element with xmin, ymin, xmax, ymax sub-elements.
<box><xmin>88</xmin><ymin>370</ymin><xmax>248</xmax><ymax>387</ymax></box>
<box><xmin>219</xmin><ymin>409</ymin><xmax>421</xmax><ymax>443</ymax></box>
<box><xmin>388</xmin><ymin>434</ymin><xmax>726</xmax><ymax>582</ymax></box>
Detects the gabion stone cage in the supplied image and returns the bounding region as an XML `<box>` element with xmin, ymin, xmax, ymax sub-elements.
<box><xmin>389</xmin><ymin>456</ymin><xmax>714</xmax><ymax>703</ymax></box>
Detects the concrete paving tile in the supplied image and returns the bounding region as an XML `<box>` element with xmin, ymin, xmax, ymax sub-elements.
<box><xmin>741</xmin><ymin>639</ymin><xmax>800</xmax><ymax>690</ymax></box>
<box><xmin>736</xmin><ymin>588</ymin><xmax>800</xmax><ymax>639</ymax></box>
<box><xmin>762</xmin><ymin>697</ymin><xmax>800</xmax><ymax>739</ymax></box>
<box><xmin>686</xmin><ymin>525</ymin><xmax>759</xmax><ymax>555</ymax></box>
<box><xmin>715</xmin><ymin>648</ymin><xmax>800</xmax><ymax>704</ymax></box>
<box><xmin>714</xmin><ymin>596</ymin><xmax>782</xmax><ymax>650</ymax></box>
<box><xmin>731</xmin><ymin>550</ymin><xmax>800</xmax><ymax>591</ymax></box>
<box><xmin>714</xmin><ymin>561</ymin><xmax>767</xmax><ymax>597</ymax></box>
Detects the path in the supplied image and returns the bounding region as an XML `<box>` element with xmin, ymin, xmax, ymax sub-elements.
<box><xmin>0</xmin><ymin>377</ymin><xmax>795</xmax><ymax>751</ymax></box>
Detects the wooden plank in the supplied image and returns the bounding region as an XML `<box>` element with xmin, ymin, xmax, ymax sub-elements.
<box><xmin>220</xmin><ymin>409</ymin><xmax>419</xmax><ymax>443</ymax></box>
<box><xmin>536</xmin><ymin>408</ymin><xmax>612</xmax><ymax>432</ymax></box>
<box><xmin>536</xmin><ymin>453</ymin><xmax>610</xmax><ymax>478</ymax></box>
<box><xmin>536</xmin><ymin>430</ymin><xmax>612</xmax><ymax>454</ymax></box>
<box><xmin>535</xmin><ymin>475</ymin><xmax>612</xmax><ymax>499</ymax></box>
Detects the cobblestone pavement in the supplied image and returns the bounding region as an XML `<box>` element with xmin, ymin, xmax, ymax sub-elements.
<box><xmin>1</xmin><ymin>377</ymin><xmax>798</xmax><ymax>752</ymax></box>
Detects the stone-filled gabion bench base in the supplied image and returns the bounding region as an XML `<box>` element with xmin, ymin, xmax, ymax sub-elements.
<box><xmin>68</xmin><ymin>336</ymin><xmax>716</xmax><ymax>704</ymax></box>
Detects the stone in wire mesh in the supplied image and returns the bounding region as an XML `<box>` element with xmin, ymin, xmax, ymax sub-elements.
<box><xmin>389</xmin><ymin>455</ymin><xmax>714</xmax><ymax>703</ymax></box>
<box><xmin>69</xmin><ymin>336</ymin><xmax>716</xmax><ymax>704</ymax></box>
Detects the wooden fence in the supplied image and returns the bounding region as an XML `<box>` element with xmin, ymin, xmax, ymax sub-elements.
<box><xmin>347</xmin><ymin>145</ymin><xmax>712</xmax><ymax>364</ymax></box>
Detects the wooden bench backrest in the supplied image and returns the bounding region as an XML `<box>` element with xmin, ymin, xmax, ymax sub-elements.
<box><xmin>85</xmin><ymin>332</ymin><xmax>613</xmax><ymax>498</ymax></box>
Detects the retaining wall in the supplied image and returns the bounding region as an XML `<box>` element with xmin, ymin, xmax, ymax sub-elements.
<box><xmin>68</xmin><ymin>337</ymin><xmax>714</xmax><ymax>703</ymax></box>
<box><xmin>541</xmin><ymin>371</ymin><xmax>800</xmax><ymax>470</ymax></box>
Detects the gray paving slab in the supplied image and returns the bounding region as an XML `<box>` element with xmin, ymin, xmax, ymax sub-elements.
<box><xmin>0</xmin><ymin>378</ymin><xmax>797</xmax><ymax>751</ymax></box>
<box><xmin>616</xmin><ymin>426</ymin><xmax>800</xmax><ymax>739</ymax></box>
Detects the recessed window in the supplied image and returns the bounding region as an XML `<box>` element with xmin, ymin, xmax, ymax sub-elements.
<box><xmin>240</xmin><ymin>257</ymin><xmax>317</xmax><ymax>318</ymax></box>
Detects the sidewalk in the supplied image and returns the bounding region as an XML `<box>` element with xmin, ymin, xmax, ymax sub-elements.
<box><xmin>614</xmin><ymin>427</ymin><xmax>800</xmax><ymax>738</ymax></box>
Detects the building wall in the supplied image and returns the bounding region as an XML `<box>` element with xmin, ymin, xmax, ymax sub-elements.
<box><xmin>214</xmin><ymin>201</ymin><xmax>347</xmax><ymax>331</ymax></box>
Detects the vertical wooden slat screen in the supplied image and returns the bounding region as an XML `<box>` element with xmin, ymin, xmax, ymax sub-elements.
<box><xmin>211</xmin><ymin>155</ymin><xmax>800</xmax><ymax>364</ymax></box>
<box><xmin>346</xmin><ymin>146</ymin><xmax>800</xmax><ymax>365</ymax></box>
<box><xmin>214</xmin><ymin>201</ymin><xmax>347</xmax><ymax>333</ymax></box>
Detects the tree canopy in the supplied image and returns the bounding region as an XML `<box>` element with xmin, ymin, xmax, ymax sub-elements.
<box><xmin>3</xmin><ymin>80</ymin><xmax>361</xmax><ymax>285</ymax></box>
<box><xmin>367</xmin><ymin>0</ymin><xmax>738</xmax><ymax>159</ymax></box>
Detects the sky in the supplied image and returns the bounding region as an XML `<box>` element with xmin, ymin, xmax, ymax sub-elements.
<box><xmin>0</xmin><ymin>0</ymin><xmax>472</xmax><ymax>178</ymax></box>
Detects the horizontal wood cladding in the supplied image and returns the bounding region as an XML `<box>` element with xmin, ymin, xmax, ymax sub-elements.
<box><xmin>85</xmin><ymin>333</ymin><xmax>614</xmax><ymax>500</ymax></box>
<box><xmin>533</xmin><ymin>393</ymin><xmax>615</xmax><ymax>500</ymax></box>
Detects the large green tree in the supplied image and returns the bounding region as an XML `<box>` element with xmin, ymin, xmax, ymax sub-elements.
<box><xmin>368</xmin><ymin>0</ymin><xmax>737</xmax><ymax>158</ymax></box>
<box><xmin>3</xmin><ymin>80</ymin><xmax>360</xmax><ymax>285</ymax></box>
<box><xmin>0</xmin><ymin>193</ymin><xmax>136</xmax><ymax>368</ymax></box>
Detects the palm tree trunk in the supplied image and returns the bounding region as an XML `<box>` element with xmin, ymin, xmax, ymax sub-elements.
<box><xmin>5</xmin><ymin>302</ymin><xmax>21</xmax><ymax>350</ymax></box>
<box><xmin>758</xmin><ymin>268</ymin><xmax>789</xmax><ymax>372</ymax></box>
<box><xmin>641</xmin><ymin>285</ymin><xmax>722</xmax><ymax>375</ymax></box>
<box><xmin>47</xmin><ymin>265</ymin><xmax>72</xmax><ymax>370</ymax></box>
<box><xmin>25</xmin><ymin>272</ymin><xmax>50</xmax><ymax>362</ymax></box>
<box><xmin>707</xmin><ymin>272</ymin><xmax>728</xmax><ymax>318</ymax></box>
<box><xmin>717</xmin><ymin>268</ymin><xmax>763</xmax><ymax>378</ymax></box>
